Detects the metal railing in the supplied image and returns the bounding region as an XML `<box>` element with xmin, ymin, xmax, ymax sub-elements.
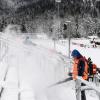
<box><xmin>0</xmin><ymin>34</ymin><xmax>20</xmax><ymax>100</ymax></box>
<box><xmin>0</xmin><ymin>33</ymin><xmax>42</xmax><ymax>100</ymax></box>
<box><xmin>76</xmin><ymin>76</ymin><xmax>100</xmax><ymax>100</ymax></box>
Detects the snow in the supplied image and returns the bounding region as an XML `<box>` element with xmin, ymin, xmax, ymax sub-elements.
<box><xmin>71</xmin><ymin>39</ymin><xmax>100</xmax><ymax>67</ymax></box>
<box><xmin>31</xmin><ymin>38</ymin><xmax>100</xmax><ymax>67</ymax></box>
<box><xmin>0</xmin><ymin>33</ymin><xmax>68</xmax><ymax>100</ymax></box>
<box><xmin>0</xmin><ymin>32</ymin><xmax>100</xmax><ymax>100</ymax></box>
<box><xmin>30</xmin><ymin>36</ymin><xmax>100</xmax><ymax>100</ymax></box>
<box><xmin>88</xmin><ymin>35</ymin><xmax>99</xmax><ymax>39</ymax></box>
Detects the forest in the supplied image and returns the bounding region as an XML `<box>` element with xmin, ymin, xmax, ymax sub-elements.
<box><xmin>0</xmin><ymin>0</ymin><xmax>100</xmax><ymax>38</ymax></box>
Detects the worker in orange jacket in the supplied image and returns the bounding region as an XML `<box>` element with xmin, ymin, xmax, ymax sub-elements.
<box><xmin>71</xmin><ymin>49</ymin><xmax>88</xmax><ymax>100</ymax></box>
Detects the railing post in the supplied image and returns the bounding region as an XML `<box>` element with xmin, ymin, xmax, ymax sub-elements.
<box><xmin>95</xmin><ymin>75</ymin><xmax>100</xmax><ymax>100</ymax></box>
<box><xmin>97</xmin><ymin>93</ymin><xmax>100</xmax><ymax>100</ymax></box>
<box><xmin>75</xmin><ymin>80</ymin><xmax>81</xmax><ymax>100</ymax></box>
<box><xmin>95</xmin><ymin>75</ymin><xmax>98</xmax><ymax>86</ymax></box>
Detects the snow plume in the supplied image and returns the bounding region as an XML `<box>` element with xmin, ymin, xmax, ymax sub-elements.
<box><xmin>0</xmin><ymin>33</ymin><xmax>67</xmax><ymax>100</ymax></box>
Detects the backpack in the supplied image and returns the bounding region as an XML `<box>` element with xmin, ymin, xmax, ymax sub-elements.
<box><xmin>87</xmin><ymin>57</ymin><xmax>97</xmax><ymax>76</ymax></box>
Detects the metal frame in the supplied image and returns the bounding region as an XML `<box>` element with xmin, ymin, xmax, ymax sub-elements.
<box><xmin>76</xmin><ymin>76</ymin><xmax>100</xmax><ymax>100</ymax></box>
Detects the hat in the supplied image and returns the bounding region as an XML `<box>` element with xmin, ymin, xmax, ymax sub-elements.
<box><xmin>71</xmin><ymin>49</ymin><xmax>82</xmax><ymax>58</ymax></box>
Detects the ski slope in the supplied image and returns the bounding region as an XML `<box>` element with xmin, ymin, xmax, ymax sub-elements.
<box><xmin>0</xmin><ymin>33</ymin><xmax>99</xmax><ymax>100</ymax></box>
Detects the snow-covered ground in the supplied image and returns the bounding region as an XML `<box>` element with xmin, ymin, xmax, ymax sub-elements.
<box><xmin>0</xmin><ymin>33</ymin><xmax>74</xmax><ymax>100</ymax></box>
<box><xmin>31</xmin><ymin>37</ymin><xmax>100</xmax><ymax>67</ymax></box>
<box><xmin>0</xmin><ymin>33</ymin><xmax>100</xmax><ymax>100</ymax></box>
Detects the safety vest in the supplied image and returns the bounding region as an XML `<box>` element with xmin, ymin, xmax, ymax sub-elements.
<box><xmin>72</xmin><ymin>58</ymin><xmax>88</xmax><ymax>80</ymax></box>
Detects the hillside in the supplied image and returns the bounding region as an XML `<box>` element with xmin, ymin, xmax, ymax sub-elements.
<box><xmin>0</xmin><ymin>0</ymin><xmax>100</xmax><ymax>38</ymax></box>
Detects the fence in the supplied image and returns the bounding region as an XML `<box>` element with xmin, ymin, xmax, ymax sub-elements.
<box><xmin>0</xmin><ymin>33</ymin><xmax>38</xmax><ymax>100</ymax></box>
<box><xmin>75</xmin><ymin>76</ymin><xmax>100</xmax><ymax>100</ymax></box>
<box><xmin>0</xmin><ymin>34</ymin><xmax>20</xmax><ymax>100</ymax></box>
<box><xmin>72</xmin><ymin>41</ymin><xmax>100</xmax><ymax>48</ymax></box>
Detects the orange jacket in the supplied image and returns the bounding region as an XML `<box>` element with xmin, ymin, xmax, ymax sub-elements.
<box><xmin>72</xmin><ymin>58</ymin><xmax>88</xmax><ymax>80</ymax></box>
